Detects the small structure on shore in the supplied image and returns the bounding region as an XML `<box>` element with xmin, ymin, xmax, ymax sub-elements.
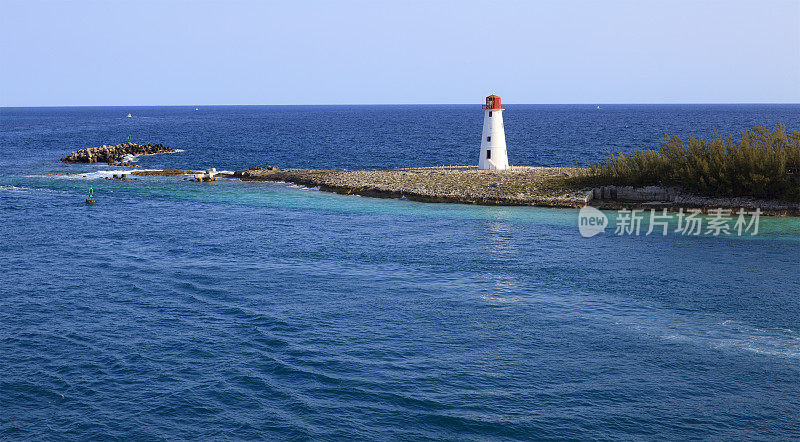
<box><xmin>478</xmin><ymin>94</ymin><xmax>510</xmax><ymax>170</ymax></box>
<box><xmin>194</xmin><ymin>168</ymin><xmax>217</xmax><ymax>182</ymax></box>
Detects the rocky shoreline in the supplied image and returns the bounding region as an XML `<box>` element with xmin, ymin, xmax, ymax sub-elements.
<box><xmin>60</xmin><ymin>142</ymin><xmax>177</xmax><ymax>165</ymax></box>
<box><xmin>233</xmin><ymin>166</ymin><xmax>800</xmax><ymax>215</ymax></box>
<box><xmin>234</xmin><ymin>166</ymin><xmax>593</xmax><ymax>207</ymax></box>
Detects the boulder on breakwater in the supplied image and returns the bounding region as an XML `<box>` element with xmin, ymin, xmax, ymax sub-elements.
<box><xmin>60</xmin><ymin>142</ymin><xmax>177</xmax><ymax>165</ymax></box>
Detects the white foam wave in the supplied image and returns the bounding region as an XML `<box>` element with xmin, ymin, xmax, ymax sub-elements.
<box><xmin>546</xmin><ymin>288</ymin><xmax>800</xmax><ymax>361</ymax></box>
<box><xmin>28</xmin><ymin>169</ymin><xmax>160</xmax><ymax>180</ymax></box>
<box><xmin>0</xmin><ymin>184</ymin><xmax>27</xmax><ymax>192</ymax></box>
<box><xmin>712</xmin><ymin>320</ymin><xmax>800</xmax><ymax>358</ymax></box>
<box><xmin>623</xmin><ymin>315</ymin><xmax>800</xmax><ymax>359</ymax></box>
<box><xmin>0</xmin><ymin>184</ymin><xmax>70</xmax><ymax>194</ymax></box>
<box><xmin>123</xmin><ymin>149</ymin><xmax>184</xmax><ymax>163</ymax></box>
<box><xmin>284</xmin><ymin>183</ymin><xmax>319</xmax><ymax>191</ymax></box>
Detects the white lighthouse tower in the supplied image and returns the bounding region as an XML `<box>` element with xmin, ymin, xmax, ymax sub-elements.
<box><xmin>478</xmin><ymin>94</ymin><xmax>509</xmax><ymax>170</ymax></box>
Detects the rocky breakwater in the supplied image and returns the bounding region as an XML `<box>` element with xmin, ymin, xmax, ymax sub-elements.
<box><xmin>60</xmin><ymin>142</ymin><xmax>177</xmax><ymax>165</ymax></box>
<box><xmin>234</xmin><ymin>166</ymin><xmax>594</xmax><ymax>207</ymax></box>
<box><xmin>232</xmin><ymin>166</ymin><xmax>800</xmax><ymax>214</ymax></box>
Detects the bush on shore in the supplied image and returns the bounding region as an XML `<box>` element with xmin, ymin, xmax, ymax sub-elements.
<box><xmin>584</xmin><ymin>124</ymin><xmax>800</xmax><ymax>201</ymax></box>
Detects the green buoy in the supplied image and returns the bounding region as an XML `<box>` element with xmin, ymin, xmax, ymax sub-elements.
<box><xmin>85</xmin><ymin>186</ymin><xmax>95</xmax><ymax>204</ymax></box>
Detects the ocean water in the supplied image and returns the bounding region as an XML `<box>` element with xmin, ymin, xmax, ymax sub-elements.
<box><xmin>1</xmin><ymin>105</ymin><xmax>799</xmax><ymax>440</ymax></box>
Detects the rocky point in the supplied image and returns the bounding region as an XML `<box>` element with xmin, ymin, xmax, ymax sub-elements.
<box><xmin>60</xmin><ymin>142</ymin><xmax>177</xmax><ymax>165</ymax></box>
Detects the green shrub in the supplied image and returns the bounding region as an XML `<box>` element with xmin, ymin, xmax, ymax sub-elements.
<box><xmin>585</xmin><ymin>124</ymin><xmax>800</xmax><ymax>201</ymax></box>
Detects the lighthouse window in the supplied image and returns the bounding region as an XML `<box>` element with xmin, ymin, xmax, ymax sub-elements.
<box><xmin>486</xmin><ymin>136</ymin><xmax>491</xmax><ymax>142</ymax></box>
<box><xmin>486</xmin><ymin>150</ymin><xmax>491</xmax><ymax>159</ymax></box>
<box><xmin>489</xmin><ymin>111</ymin><xmax>492</xmax><ymax>117</ymax></box>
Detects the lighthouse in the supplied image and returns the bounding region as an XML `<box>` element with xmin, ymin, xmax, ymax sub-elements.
<box><xmin>478</xmin><ymin>94</ymin><xmax>509</xmax><ymax>170</ymax></box>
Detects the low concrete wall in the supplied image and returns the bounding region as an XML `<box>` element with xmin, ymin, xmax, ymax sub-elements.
<box><xmin>592</xmin><ymin>185</ymin><xmax>678</xmax><ymax>202</ymax></box>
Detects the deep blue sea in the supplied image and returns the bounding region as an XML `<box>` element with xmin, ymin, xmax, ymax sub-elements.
<box><xmin>1</xmin><ymin>105</ymin><xmax>800</xmax><ymax>440</ymax></box>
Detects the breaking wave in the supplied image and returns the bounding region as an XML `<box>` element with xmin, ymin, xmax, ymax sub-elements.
<box><xmin>27</xmin><ymin>169</ymin><xmax>159</xmax><ymax>180</ymax></box>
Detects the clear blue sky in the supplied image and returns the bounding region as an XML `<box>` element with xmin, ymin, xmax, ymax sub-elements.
<box><xmin>1</xmin><ymin>0</ymin><xmax>798</xmax><ymax>106</ymax></box>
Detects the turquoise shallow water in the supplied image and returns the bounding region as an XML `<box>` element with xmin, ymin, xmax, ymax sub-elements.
<box><xmin>1</xmin><ymin>106</ymin><xmax>800</xmax><ymax>439</ymax></box>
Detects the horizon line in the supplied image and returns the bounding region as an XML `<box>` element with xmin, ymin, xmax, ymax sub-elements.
<box><xmin>3</xmin><ymin>102</ymin><xmax>799</xmax><ymax>109</ymax></box>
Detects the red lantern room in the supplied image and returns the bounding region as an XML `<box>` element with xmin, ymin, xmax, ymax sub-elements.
<box><xmin>482</xmin><ymin>94</ymin><xmax>502</xmax><ymax>109</ymax></box>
